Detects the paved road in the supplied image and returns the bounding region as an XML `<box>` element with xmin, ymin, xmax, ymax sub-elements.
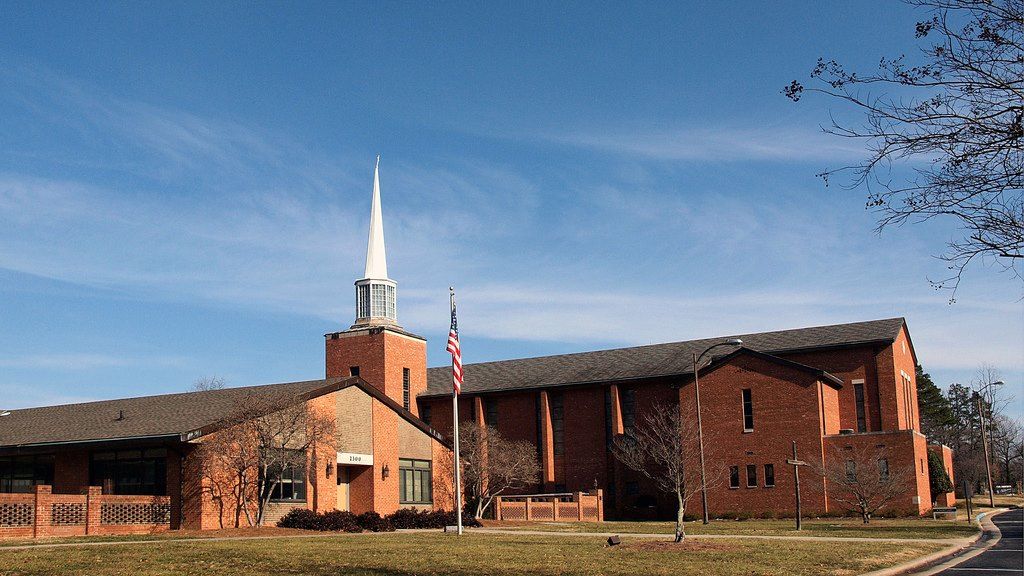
<box><xmin>933</xmin><ymin>509</ymin><xmax>1023</xmax><ymax>575</ymax></box>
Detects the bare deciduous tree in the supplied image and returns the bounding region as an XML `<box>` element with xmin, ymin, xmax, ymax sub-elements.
<box><xmin>612</xmin><ymin>402</ymin><xmax>713</xmax><ymax>542</ymax></box>
<box><xmin>191</xmin><ymin>376</ymin><xmax>227</xmax><ymax>391</ymax></box>
<box><xmin>786</xmin><ymin>0</ymin><xmax>1023</xmax><ymax>298</ymax></box>
<box><xmin>197</xmin><ymin>393</ymin><xmax>335</xmax><ymax>527</ymax></box>
<box><xmin>195</xmin><ymin>422</ymin><xmax>259</xmax><ymax>528</ymax></box>
<box><xmin>438</xmin><ymin>424</ymin><xmax>540</xmax><ymax>518</ymax></box>
<box><xmin>814</xmin><ymin>444</ymin><xmax>913</xmax><ymax>523</ymax></box>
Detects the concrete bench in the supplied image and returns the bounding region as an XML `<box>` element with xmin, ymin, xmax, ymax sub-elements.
<box><xmin>932</xmin><ymin>507</ymin><xmax>957</xmax><ymax>519</ymax></box>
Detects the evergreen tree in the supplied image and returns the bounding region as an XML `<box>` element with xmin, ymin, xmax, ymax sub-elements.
<box><xmin>927</xmin><ymin>449</ymin><xmax>954</xmax><ymax>502</ymax></box>
<box><xmin>916</xmin><ymin>366</ymin><xmax>955</xmax><ymax>443</ymax></box>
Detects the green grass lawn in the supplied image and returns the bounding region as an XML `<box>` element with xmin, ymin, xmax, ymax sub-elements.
<box><xmin>484</xmin><ymin>517</ymin><xmax>979</xmax><ymax>540</ymax></box>
<box><xmin>0</xmin><ymin>532</ymin><xmax>950</xmax><ymax>576</ymax></box>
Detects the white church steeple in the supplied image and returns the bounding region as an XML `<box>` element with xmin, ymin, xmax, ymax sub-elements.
<box><xmin>363</xmin><ymin>155</ymin><xmax>388</xmax><ymax>279</ymax></box>
<box><xmin>353</xmin><ymin>156</ymin><xmax>398</xmax><ymax>327</ymax></box>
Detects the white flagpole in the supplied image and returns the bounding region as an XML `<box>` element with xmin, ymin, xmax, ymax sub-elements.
<box><xmin>450</xmin><ymin>288</ymin><xmax>463</xmax><ymax>536</ymax></box>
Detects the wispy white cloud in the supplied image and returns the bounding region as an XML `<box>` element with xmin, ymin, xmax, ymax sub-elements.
<box><xmin>0</xmin><ymin>354</ymin><xmax>187</xmax><ymax>370</ymax></box>
<box><xmin>547</xmin><ymin>125</ymin><xmax>866</xmax><ymax>162</ymax></box>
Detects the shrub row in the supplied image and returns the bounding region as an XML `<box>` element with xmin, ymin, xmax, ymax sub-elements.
<box><xmin>277</xmin><ymin>508</ymin><xmax>481</xmax><ymax>532</ymax></box>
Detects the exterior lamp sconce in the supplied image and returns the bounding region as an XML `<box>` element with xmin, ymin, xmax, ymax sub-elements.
<box><xmin>326</xmin><ymin>463</ymin><xmax>333</xmax><ymax>478</ymax></box>
<box><xmin>382</xmin><ymin>464</ymin><xmax>390</xmax><ymax>480</ymax></box>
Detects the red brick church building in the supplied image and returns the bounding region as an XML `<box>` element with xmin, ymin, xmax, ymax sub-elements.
<box><xmin>0</xmin><ymin>159</ymin><xmax>954</xmax><ymax>536</ymax></box>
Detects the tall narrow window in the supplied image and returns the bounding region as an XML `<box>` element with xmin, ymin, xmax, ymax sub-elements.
<box><xmin>621</xmin><ymin>388</ymin><xmax>636</xmax><ymax>434</ymax></box>
<box><xmin>741</xmin><ymin>389</ymin><xmax>754</xmax><ymax>431</ymax></box>
<box><xmin>421</xmin><ymin>404</ymin><xmax>432</xmax><ymax>426</ymax></box>
<box><xmin>402</xmin><ymin>368</ymin><xmax>411</xmax><ymax>410</ymax></box>
<box><xmin>550</xmin><ymin>392</ymin><xmax>564</xmax><ymax>456</ymax></box>
<box><xmin>878</xmin><ymin>458</ymin><xmax>890</xmax><ymax>482</ymax></box>
<box><xmin>764</xmin><ymin>464</ymin><xmax>775</xmax><ymax>487</ymax></box>
<box><xmin>854</xmin><ymin>382</ymin><xmax>867</xmax><ymax>433</ymax></box>
<box><xmin>485</xmin><ymin>398</ymin><xmax>498</xmax><ymax>428</ymax></box>
<box><xmin>845</xmin><ymin>460</ymin><xmax>857</xmax><ymax>482</ymax></box>
<box><xmin>349</xmin><ymin>366</ymin><xmax>360</xmax><ymax>377</ymax></box>
<box><xmin>729</xmin><ymin>466</ymin><xmax>740</xmax><ymax>488</ymax></box>
<box><xmin>746</xmin><ymin>464</ymin><xmax>757</xmax><ymax>488</ymax></box>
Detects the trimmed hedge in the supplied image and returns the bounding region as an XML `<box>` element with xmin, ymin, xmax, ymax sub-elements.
<box><xmin>277</xmin><ymin>507</ymin><xmax>480</xmax><ymax>532</ymax></box>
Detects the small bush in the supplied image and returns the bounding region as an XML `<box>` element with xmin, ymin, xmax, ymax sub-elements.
<box><xmin>388</xmin><ymin>508</ymin><xmax>427</xmax><ymax>529</ymax></box>
<box><xmin>276</xmin><ymin>508</ymin><xmax>321</xmax><ymax>530</ymax></box>
<box><xmin>319</xmin><ymin>510</ymin><xmax>362</xmax><ymax>532</ymax></box>
<box><xmin>357</xmin><ymin>511</ymin><xmax>395</xmax><ymax>532</ymax></box>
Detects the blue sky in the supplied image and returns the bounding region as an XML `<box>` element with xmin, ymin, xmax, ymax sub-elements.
<box><xmin>1</xmin><ymin>1</ymin><xmax>1021</xmax><ymax>417</ymax></box>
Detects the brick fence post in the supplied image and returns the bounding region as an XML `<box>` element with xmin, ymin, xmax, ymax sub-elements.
<box><xmin>552</xmin><ymin>498</ymin><xmax>559</xmax><ymax>521</ymax></box>
<box><xmin>33</xmin><ymin>485</ymin><xmax>52</xmax><ymax>538</ymax></box>
<box><xmin>525</xmin><ymin>497</ymin><xmax>532</xmax><ymax>521</ymax></box>
<box><xmin>84</xmin><ymin>486</ymin><xmax>102</xmax><ymax>535</ymax></box>
<box><xmin>575</xmin><ymin>492</ymin><xmax>583</xmax><ymax>521</ymax></box>
<box><xmin>596</xmin><ymin>489</ymin><xmax>603</xmax><ymax>521</ymax></box>
<box><xmin>495</xmin><ymin>496</ymin><xmax>502</xmax><ymax>521</ymax></box>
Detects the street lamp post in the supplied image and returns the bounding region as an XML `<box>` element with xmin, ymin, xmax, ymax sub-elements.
<box><xmin>976</xmin><ymin>380</ymin><xmax>1004</xmax><ymax>508</ymax></box>
<box><xmin>693</xmin><ymin>338</ymin><xmax>743</xmax><ymax>525</ymax></box>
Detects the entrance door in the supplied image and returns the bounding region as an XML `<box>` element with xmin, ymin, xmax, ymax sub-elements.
<box><xmin>336</xmin><ymin>465</ymin><xmax>350</xmax><ymax>511</ymax></box>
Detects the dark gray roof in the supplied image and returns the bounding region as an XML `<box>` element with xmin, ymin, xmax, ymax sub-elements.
<box><xmin>0</xmin><ymin>378</ymin><xmax>335</xmax><ymax>449</ymax></box>
<box><xmin>423</xmin><ymin>317</ymin><xmax>907</xmax><ymax>397</ymax></box>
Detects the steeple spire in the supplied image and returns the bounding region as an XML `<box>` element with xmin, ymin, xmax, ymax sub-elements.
<box><xmin>353</xmin><ymin>156</ymin><xmax>398</xmax><ymax>327</ymax></box>
<box><xmin>364</xmin><ymin>155</ymin><xmax>388</xmax><ymax>279</ymax></box>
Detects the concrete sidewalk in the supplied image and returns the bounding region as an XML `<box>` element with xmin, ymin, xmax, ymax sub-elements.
<box><xmin>473</xmin><ymin>526</ymin><xmax>976</xmax><ymax>545</ymax></box>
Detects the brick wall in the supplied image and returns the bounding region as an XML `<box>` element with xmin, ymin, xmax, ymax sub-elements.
<box><xmin>822</xmin><ymin>430</ymin><xmax>931</xmax><ymax>515</ymax></box>
<box><xmin>684</xmin><ymin>354</ymin><xmax>832</xmax><ymax>516</ymax></box>
<box><xmin>1</xmin><ymin>485</ymin><xmax>171</xmax><ymax>539</ymax></box>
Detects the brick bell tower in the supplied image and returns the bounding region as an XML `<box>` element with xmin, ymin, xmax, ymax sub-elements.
<box><xmin>325</xmin><ymin>156</ymin><xmax>428</xmax><ymax>415</ymax></box>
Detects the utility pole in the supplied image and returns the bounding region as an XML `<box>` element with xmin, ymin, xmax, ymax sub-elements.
<box><xmin>977</xmin><ymin>394</ymin><xmax>996</xmax><ymax>508</ymax></box>
<box><xmin>786</xmin><ymin>440</ymin><xmax>807</xmax><ymax>531</ymax></box>
<box><xmin>693</xmin><ymin>351</ymin><xmax>709</xmax><ymax>525</ymax></box>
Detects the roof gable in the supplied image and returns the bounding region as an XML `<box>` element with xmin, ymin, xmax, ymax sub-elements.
<box><xmin>683</xmin><ymin>347</ymin><xmax>844</xmax><ymax>389</ymax></box>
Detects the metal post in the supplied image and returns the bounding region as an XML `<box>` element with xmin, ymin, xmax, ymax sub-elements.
<box><xmin>977</xmin><ymin>396</ymin><xmax>995</xmax><ymax>508</ymax></box>
<box><xmin>453</xmin><ymin>391</ymin><xmax>463</xmax><ymax>535</ymax></box>
<box><xmin>963</xmin><ymin>479</ymin><xmax>972</xmax><ymax>522</ymax></box>
<box><xmin>694</xmin><ymin>351</ymin><xmax>709</xmax><ymax>525</ymax></box>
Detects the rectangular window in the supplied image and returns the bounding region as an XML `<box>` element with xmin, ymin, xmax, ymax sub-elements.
<box><xmin>550</xmin><ymin>392</ymin><xmax>564</xmax><ymax>456</ymax></box>
<box><xmin>746</xmin><ymin>464</ymin><xmax>757</xmax><ymax>488</ymax></box>
<box><xmin>402</xmin><ymin>368</ymin><xmax>411</xmax><ymax>410</ymax></box>
<box><xmin>729</xmin><ymin>466</ymin><xmax>740</xmax><ymax>489</ymax></box>
<box><xmin>421</xmin><ymin>404</ymin><xmax>432</xmax><ymax>426</ymax></box>
<box><xmin>90</xmin><ymin>449</ymin><xmax>167</xmax><ymax>496</ymax></box>
<box><xmin>399</xmin><ymin>459</ymin><xmax>432</xmax><ymax>504</ymax></box>
<box><xmin>854</xmin><ymin>382</ymin><xmax>867</xmax><ymax>433</ymax></box>
<box><xmin>0</xmin><ymin>455</ymin><xmax>54</xmax><ymax>493</ymax></box>
<box><xmin>764</xmin><ymin>464</ymin><xmax>775</xmax><ymax>487</ymax></box>
<box><xmin>485</xmin><ymin>398</ymin><xmax>498</xmax><ymax>428</ymax></box>
<box><xmin>349</xmin><ymin>366</ymin><xmax>360</xmax><ymax>377</ymax></box>
<box><xmin>878</xmin><ymin>458</ymin><xmax>890</xmax><ymax>482</ymax></box>
<box><xmin>356</xmin><ymin>284</ymin><xmax>370</xmax><ymax>318</ymax></box>
<box><xmin>742</xmin><ymin>389</ymin><xmax>754</xmax><ymax>431</ymax></box>
<box><xmin>621</xmin><ymin>388</ymin><xmax>637</xmax><ymax>434</ymax></box>
<box><xmin>263</xmin><ymin>452</ymin><xmax>306</xmax><ymax>502</ymax></box>
<box><xmin>845</xmin><ymin>460</ymin><xmax>857</xmax><ymax>483</ymax></box>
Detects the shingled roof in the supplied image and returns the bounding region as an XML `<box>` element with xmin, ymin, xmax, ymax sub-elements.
<box><xmin>0</xmin><ymin>376</ymin><xmax>445</xmax><ymax>450</ymax></box>
<box><xmin>422</xmin><ymin>317</ymin><xmax>908</xmax><ymax>397</ymax></box>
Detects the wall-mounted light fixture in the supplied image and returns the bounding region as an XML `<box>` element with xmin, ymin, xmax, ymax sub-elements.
<box><xmin>326</xmin><ymin>463</ymin><xmax>333</xmax><ymax>478</ymax></box>
<box><xmin>382</xmin><ymin>464</ymin><xmax>390</xmax><ymax>479</ymax></box>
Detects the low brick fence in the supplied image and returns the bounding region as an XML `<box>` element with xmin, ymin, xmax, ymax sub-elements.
<box><xmin>0</xmin><ymin>485</ymin><xmax>171</xmax><ymax>539</ymax></box>
<box><xmin>496</xmin><ymin>490</ymin><xmax>603</xmax><ymax>522</ymax></box>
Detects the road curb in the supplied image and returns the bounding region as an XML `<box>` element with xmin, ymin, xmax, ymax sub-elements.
<box><xmin>860</xmin><ymin>509</ymin><xmax>1006</xmax><ymax>576</ymax></box>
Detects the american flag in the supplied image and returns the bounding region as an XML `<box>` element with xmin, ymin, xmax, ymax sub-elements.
<box><xmin>446</xmin><ymin>295</ymin><xmax>463</xmax><ymax>394</ymax></box>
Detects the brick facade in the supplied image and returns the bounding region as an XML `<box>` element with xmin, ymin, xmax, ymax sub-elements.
<box><xmin>422</xmin><ymin>333</ymin><xmax>946</xmax><ymax>520</ymax></box>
